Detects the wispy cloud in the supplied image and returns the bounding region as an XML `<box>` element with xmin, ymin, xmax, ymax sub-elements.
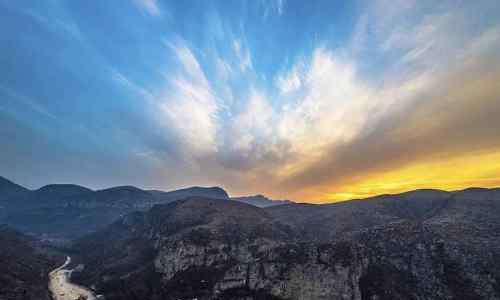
<box><xmin>158</xmin><ymin>42</ymin><xmax>220</xmax><ymax>162</ymax></box>
<box><xmin>233</xmin><ymin>39</ymin><xmax>253</xmax><ymax>72</ymax></box>
<box><xmin>276</xmin><ymin>65</ymin><xmax>302</xmax><ymax>94</ymax></box>
<box><xmin>0</xmin><ymin>85</ymin><xmax>58</xmax><ymax>120</ymax></box>
<box><xmin>132</xmin><ymin>0</ymin><xmax>161</xmax><ymax>17</ymax></box>
<box><xmin>111</xmin><ymin>69</ymin><xmax>155</xmax><ymax>100</ymax></box>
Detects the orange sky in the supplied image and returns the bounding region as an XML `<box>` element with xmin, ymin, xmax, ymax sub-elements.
<box><xmin>294</xmin><ymin>149</ymin><xmax>500</xmax><ymax>203</ymax></box>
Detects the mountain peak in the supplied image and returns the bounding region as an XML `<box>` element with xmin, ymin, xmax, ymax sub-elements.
<box><xmin>179</xmin><ymin>186</ymin><xmax>229</xmax><ymax>198</ymax></box>
<box><xmin>149</xmin><ymin>186</ymin><xmax>230</xmax><ymax>202</ymax></box>
<box><xmin>99</xmin><ymin>185</ymin><xmax>146</xmax><ymax>193</ymax></box>
<box><xmin>37</xmin><ymin>184</ymin><xmax>93</xmax><ymax>195</ymax></box>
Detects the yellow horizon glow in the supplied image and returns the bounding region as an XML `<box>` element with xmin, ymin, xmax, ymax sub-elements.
<box><xmin>301</xmin><ymin>149</ymin><xmax>500</xmax><ymax>203</ymax></box>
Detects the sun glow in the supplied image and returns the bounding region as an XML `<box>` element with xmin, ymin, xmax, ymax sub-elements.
<box><xmin>319</xmin><ymin>149</ymin><xmax>500</xmax><ymax>202</ymax></box>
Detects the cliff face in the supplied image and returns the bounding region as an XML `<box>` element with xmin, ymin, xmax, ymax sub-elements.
<box><xmin>74</xmin><ymin>190</ymin><xmax>500</xmax><ymax>300</ymax></box>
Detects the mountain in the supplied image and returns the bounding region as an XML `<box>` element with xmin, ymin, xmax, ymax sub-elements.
<box><xmin>0</xmin><ymin>225</ymin><xmax>61</xmax><ymax>300</ymax></box>
<box><xmin>72</xmin><ymin>197</ymin><xmax>293</xmax><ymax>300</ymax></box>
<box><xmin>0</xmin><ymin>177</ymin><xmax>230</xmax><ymax>239</ymax></box>
<box><xmin>67</xmin><ymin>185</ymin><xmax>156</xmax><ymax>209</ymax></box>
<box><xmin>266</xmin><ymin>189</ymin><xmax>451</xmax><ymax>241</ymax></box>
<box><xmin>231</xmin><ymin>194</ymin><xmax>292</xmax><ymax>207</ymax></box>
<box><xmin>0</xmin><ymin>176</ymin><xmax>30</xmax><ymax>222</ymax></box>
<box><xmin>0</xmin><ymin>175</ymin><xmax>30</xmax><ymax>207</ymax></box>
<box><xmin>0</xmin><ymin>176</ymin><xmax>29</xmax><ymax>197</ymax></box>
<box><xmin>150</xmin><ymin>186</ymin><xmax>229</xmax><ymax>202</ymax></box>
<box><xmin>71</xmin><ymin>188</ymin><xmax>500</xmax><ymax>300</ymax></box>
<box><xmin>35</xmin><ymin>184</ymin><xmax>93</xmax><ymax>203</ymax></box>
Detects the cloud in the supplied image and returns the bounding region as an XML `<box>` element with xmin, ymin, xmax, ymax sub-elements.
<box><xmin>276</xmin><ymin>0</ymin><xmax>285</xmax><ymax>15</ymax></box>
<box><xmin>215</xmin><ymin>57</ymin><xmax>233</xmax><ymax>82</ymax></box>
<box><xmin>274</xmin><ymin>8</ymin><xmax>500</xmax><ymax>200</ymax></box>
<box><xmin>132</xmin><ymin>0</ymin><xmax>161</xmax><ymax>16</ymax></box>
<box><xmin>110</xmin><ymin>1</ymin><xmax>500</xmax><ymax>201</ymax></box>
<box><xmin>273</xmin><ymin>48</ymin><xmax>376</xmax><ymax>174</ymax></box>
<box><xmin>158</xmin><ymin>42</ymin><xmax>220</xmax><ymax>163</ymax></box>
<box><xmin>111</xmin><ymin>69</ymin><xmax>155</xmax><ymax>100</ymax></box>
<box><xmin>229</xmin><ymin>89</ymin><xmax>275</xmax><ymax>155</ymax></box>
<box><xmin>233</xmin><ymin>39</ymin><xmax>253</xmax><ymax>72</ymax></box>
<box><xmin>276</xmin><ymin>66</ymin><xmax>302</xmax><ymax>94</ymax></box>
<box><xmin>211</xmin><ymin>1</ymin><xmax>500</xmax><ymax>201</ymax></box>
<box><xmin>0</xmin><ymin>85</ymin><xmax>58</xmax><ymax>120</ymax></box>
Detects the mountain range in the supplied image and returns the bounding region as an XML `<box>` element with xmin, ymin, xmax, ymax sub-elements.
<box><xmin>0</xmin><ymin>176</ymin><xmax>288</xmax><ymax>239</ymax></box>
<box><xmin>71</xmin><ymin>187</ymin><xmax>500</xmax><ymax>299</ymax></box>
<box><xmin>1</xmin><ymin>175</ymin><xmax>500</xmax><ymax>299</ymax></box>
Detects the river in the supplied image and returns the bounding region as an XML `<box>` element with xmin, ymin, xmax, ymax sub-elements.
<box><xmin>49</xmin><ymin>256</ymin><xmax>99</xmax><ymax>300</ymax></box>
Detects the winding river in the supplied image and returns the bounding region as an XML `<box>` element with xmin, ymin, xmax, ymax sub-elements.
<box><xmin>49</xmin><ymin>256</ymin><xmax>99</xmax><ymax>300</ymax></box>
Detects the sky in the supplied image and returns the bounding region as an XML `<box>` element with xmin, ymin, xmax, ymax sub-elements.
<box><xmin>1</xmin><ymin>0</ymin><xmax>500</xmax><ymax>202</ymax></box>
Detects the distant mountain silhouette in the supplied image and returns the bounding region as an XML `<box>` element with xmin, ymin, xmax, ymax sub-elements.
<box><xmin>0</xmin><ymin>176</ymin><xmax>230</xmax><ymax>239</ymax></box>
<box><xmin>149</xmin><ymin>186</ymin><xmax>229</xmax><ymax>203</ymax></box>
<box><xmin>231</xmin><ymin>194</ymin><xmax>292</xmax><ymax>207</ymax></box>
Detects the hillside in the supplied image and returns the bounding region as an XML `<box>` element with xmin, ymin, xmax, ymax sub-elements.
<box><xmin>0</xmin><ymin>225</ymin><xmax>60</xmax><ymax>300</ymax></box>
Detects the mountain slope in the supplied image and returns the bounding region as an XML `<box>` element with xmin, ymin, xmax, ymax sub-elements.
<box><xmin>0</xmin><ymin>176</ymin><xmax>29</xmax><ymax>196</ymax></box>
<box><xmin>231</xmin><ymin>194</ymin><xmax>292</xmax><ymax>207</ymax></box>
<box><xmin>0</xmin><ymin>175</ymin><xmax>30</xmax><ymax>207</ymax></box>
<box><xmin>0</xmin><ymin>225</ymin><xmax>60</xmax><ymax>300</ymax></box>
<box><xmin>0</xmin><ymin>176</ymin><xmax>31</xmax><ymax>222</ymax></box>
<box><xmin>266</xmin><ymin>189</ymin><xmax>452</xmax><ymax>241</ymax></box>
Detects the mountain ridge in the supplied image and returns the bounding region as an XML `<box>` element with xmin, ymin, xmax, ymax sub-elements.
<box><xmin>231</xmin><ymin>194</ymin><xmax>293</xmax><ymax>207</ymax></box>
<box><xmin>0</xmin><ymin>176</ymin><xmax>232</xmax><ymax>238</ymax></box>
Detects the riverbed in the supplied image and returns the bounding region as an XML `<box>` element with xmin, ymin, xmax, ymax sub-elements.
<box><xmin>49</xmin><ymin>256</ymin><xmax>98</xmax><ymax>300</ymax></box>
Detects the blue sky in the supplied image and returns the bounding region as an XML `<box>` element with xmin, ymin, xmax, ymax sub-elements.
<box><xmin>1</xmin><ymin>0</ymin><xmax>500</xmax><ymax>201</ymax></box>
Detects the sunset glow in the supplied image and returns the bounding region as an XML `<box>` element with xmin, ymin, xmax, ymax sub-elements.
<box><xmin>1</xmin><ymin>0</ymin><xmax>499</xmax><ymax>202</ymax></box>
